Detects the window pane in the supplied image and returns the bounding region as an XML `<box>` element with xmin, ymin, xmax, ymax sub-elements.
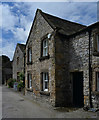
<box><xmin>46</xmin><ymin>40</ymin><xmax>48</xmax><ymax>46</ymax></box>
<box><xmin>43</xmin><ymin>39</ymin><xmax>48</xmax><ymax>56</ymax></box>
<box><xmin>97</xmin><ymin>72</ymin><xmax>99</xmax><ymax>91</ymax></box>
<box><xmin>45</xmin><ymin>82</ymin><xmax>48</xmax><ymax>89</ymax></box>
<box><xmin>43</xmin><ymin>48</ymin><xmax>46</xmax><ymax>56</ymax></box>
<box><xmin>46</xmin><ymin>73</ymin><xmax>48</xmax><ymax>80</ymax></box>
<box><xmin>45</xmin><ymin>48</ymin><xmax>48</xmax><ymax>56</ymax></box>
<box><xmin>42</xmin><ymin>72</ymin><xmax>48</xmax><ymax>91</ymax></box>
<box><xmin>43</xmin><ymin>40</ymin><xmax>46</xmax><ymax>47</ymax></box>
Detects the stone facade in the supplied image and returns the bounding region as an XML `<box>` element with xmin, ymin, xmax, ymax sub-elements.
<box><xmin>69</xmin><ymin>32</ymin><xmax>90</xmax><ymax>106</ymax></box>
<box><xmin>13</xmin><ymin>43</ymin><xmax>25</xmax><ymax>81</ymax></box>
<box><xmin>25</xmin><ymin>9</ymin><xmax>99</xmax><ymax>107</ymax></box>
<box><xmin>25</xmin><ymin>10</ymin><xmax>56</xmax><ymax>106</ymax></box>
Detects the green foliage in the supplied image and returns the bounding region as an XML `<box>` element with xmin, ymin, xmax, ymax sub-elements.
<box><xmin>17</xmin><ymin>81</ymin><xmax>24</xmax><ymax>91</ymax></box>
<box><xmin>17</xmin><ymin>72</ymin><xmax>25</xmax><ymax>91</ymax></box>
<box><xmin>7</xmin><ymin>78</ymin><xmax>16</xmax><ymax>88</ymax></box>
<box><xmin>18</xmin><ymin>72</ymin><xmax>25</xmax><ymax>81</ymax></box>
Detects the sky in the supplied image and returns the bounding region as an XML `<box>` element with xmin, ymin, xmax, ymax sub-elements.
<box><xmin>0</xmin><ymin>1</ymin><xmax>99</xmax><ymax>60</ymax></box>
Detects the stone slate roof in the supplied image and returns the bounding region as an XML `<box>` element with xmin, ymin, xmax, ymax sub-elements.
<box><xmin>26</xmin><ymin>9</ymin><xmax>99</xmax><ymax>45</ymax></box>
<box><xmin>17</xmin><ymin>43</ymin><xmax>26</xmax><ymax>53</ymax></box>
<box><xmin>40</xmin><ymin>9</ymin><xmax>86</xmax><ymax>36</ymax></box>
<box><xmin>69</xmin><ymin>21</ymin><xmax>99</xmax><ymax>37</ymax></box>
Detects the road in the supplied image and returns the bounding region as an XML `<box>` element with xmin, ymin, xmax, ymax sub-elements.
<box><xmin>2</xmin><ymin>85</ymin><xmax>97</xmax><ymax>118</ymax></box>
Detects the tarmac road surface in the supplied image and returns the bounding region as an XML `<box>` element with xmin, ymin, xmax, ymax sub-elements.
<box><xmin>2</xmin><ymin>85</ymin><xmax>97</xmax><ymax>119</ymax></box>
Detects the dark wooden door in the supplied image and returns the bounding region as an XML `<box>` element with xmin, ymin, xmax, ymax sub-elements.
<box><xmin>73</xmin><ymin>72</ymin><xmax>84</xmax><ymax>107</ymax></box>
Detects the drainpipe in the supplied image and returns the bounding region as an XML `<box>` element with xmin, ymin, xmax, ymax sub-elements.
<box><xmin>88</xmin><ymin>30</ymin><xmax>92</xmax><ymax>108</ymax></box>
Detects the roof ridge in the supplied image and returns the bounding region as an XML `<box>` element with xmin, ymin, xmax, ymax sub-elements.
<box><xmin>17</xmin><ymin>43</ymin><xmax>26</xmax><ymax>46</ymax></box>
<box><xmin>40</xmin><ymin>10</ymin><xmax>86</xmax><ymax>28</ymax></box>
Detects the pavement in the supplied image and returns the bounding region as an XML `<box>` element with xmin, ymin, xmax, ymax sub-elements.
<box><xmin>1</xmin><ymin>85</ymin><xmax>98</xmax><ymax>119</ymax></box>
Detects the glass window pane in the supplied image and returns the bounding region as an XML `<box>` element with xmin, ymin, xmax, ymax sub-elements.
<box><xmin>43</xmin><ymin>39</ymin><xmax>48</xmax><ymax>56</ymax></box>
<box><xmin>42</xmin><ymin>73</ymin><xmax>48</xmax><ymax>91</ymax></box>
<box><xmin>46</xmin><ymin>48</ymin><xmax>48</xmax><ymax>56</ymax></box>
<box><xmin>46</xmin><ymin>73</ymin><xmax>48</xmax><ymax>80</ymax></box>
<box><xmin>43</xmin><ymin>40</ymin><xmax>46</xmax><ymax>47</ymax></box>
<box><xmin>43</xmin><ymin>48</ymin><xmax>46</xmax><ymax>56</ymax></box>
<box><xmin>46</xmin><ymin>40</ymin><xmax>48</xmax><ymax>46</ymax></box>
<box><xmin>45</xmin><ymin>82</ymin><xmax>48</xmax><ymax>89</ymax></box>
<box><xmin>43</xmin><ymin>73</ymin><xmax>45</xmax><ymax>81</ymax></box>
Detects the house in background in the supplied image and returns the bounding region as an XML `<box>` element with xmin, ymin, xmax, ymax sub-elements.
<box><xmin>13</xmin><ymin>43</ymin><xmax>26</xmax><ymax>84</ymax></box>
<box><xmin>1</xmin><ymin>55</ymin><xmax>12</xmax><ymax>85</ymax></box>
<box><xmin>25</xmin><ymin>9</ymin><xmax>99</xmax><ymax>108</ymax></box>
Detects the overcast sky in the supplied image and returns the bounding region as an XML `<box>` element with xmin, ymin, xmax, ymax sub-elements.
<box><xmin>0</xmin><ymin>2</ymin><xmax>98</xmax><ymax>60</ymax></box>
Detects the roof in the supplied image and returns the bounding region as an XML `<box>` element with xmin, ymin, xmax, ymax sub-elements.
<box><xmin>12</xmin><ymin>43</ymin><xmax>26</xmax><ymax>61</ymax></box>
<box><xmin>17</xmin><ymin>43</ymin><xmax>26</xmax><ymax>53</ymax></box>
<box><xmin>39</xmin><ymin>9</ymin><xmax>86</xmax><ymax>36</ymax></box>
<box><xmin>69</xmin><ymin>21</ymin><xmax>99</xmax><ymax>37</ymax></box>
<box><xmin>26</xmin><ymin>9</ymin><xmax>99</xmax><ymax>44</ymax></box>
<box><xmin>26</xmin><ymin>9</ymin><xmax>86</xmax><ymax>45</ymax></box>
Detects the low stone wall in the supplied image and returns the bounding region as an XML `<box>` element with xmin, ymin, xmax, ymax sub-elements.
<box><xmin>92</xmin><ymin>91</ymin><xmax>99</xmax><ymax>108</ymax></box>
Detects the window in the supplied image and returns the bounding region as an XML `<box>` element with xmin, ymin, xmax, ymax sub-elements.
<box><xmin>96</xmin><ymin>72</ymin><xmax>99</xmax><ymax>91</ymax></box>
<box><xmin>97</xmin><ymin>35</ymin><xmax>99</xmax><ymax>52</ymax></box>
<box><xmin>28</xmin><ymin>48</ymin><xmax>32</xmax><ymax>63</ymax></box>
<box><xmin>27</xmin><ymin>73</ymin><xmax>32</xmax><ymax>89</ymax></box>
<box><xmin>17</xmin><ymin>57</ymin><xmax>19</xmax><ymax>65</ymax></box>
<box><xmin>43</xmin><ymin>39</ymin><xmax>48</xmax><ymax>57</ymax></box>
<box><xmin>41</xmin><ymin>72</ymin><xmax>49</xmax><ymax>91</ymax></box>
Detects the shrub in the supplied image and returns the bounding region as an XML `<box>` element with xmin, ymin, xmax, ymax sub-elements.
<box><xmin>17</xmin><ymin>80</ymin><xmax>24</xmax><ymax>91</ymax></box>
<box><xmin>18</xmin><ymin>72</ymin><xmax>25</xmax><ymax>81</ymax></box>
<box><xmin>17</xmin><ymin>72</ymin><xmax>25</xmax><ymax>91</ymax></box>
<box><xmin>7</xmin><ymin>78</ymin><xmax>16</xmax><ymax>88</ymax></box>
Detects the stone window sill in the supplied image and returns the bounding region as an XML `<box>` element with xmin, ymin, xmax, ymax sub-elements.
<box><xmin>92</xmin><ymin>91</ymin><xmax>99</xmax><ymax>95</ymax></box>
<box><xmin>26</xmin><ymin>88</ymin><xmax>33</xmax><ymax>92</ymax></box>
<box><xmin>39</xmin><ymin>55</ymin><xmax>50</xmax><ymax>61</ymax></box>
<box><xmin>40</xmin><ymin>91</ymin><xmax>50</xmax><ymax>96</ymax></box>
<box><xmin>27</xmin><ymin>62</ymin><xmax>32</xmax><ymax>65</ymax></box>
<box><xmin>93</xmin><ymin>52</ymin><xmax>99</xmax><ymax>56</ymax></box>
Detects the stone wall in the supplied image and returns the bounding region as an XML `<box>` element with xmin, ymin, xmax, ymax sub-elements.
<box><xmin>13</xmin><ymin>46</ymin><xmax>25</xmax><ymax>80</ymax></box>
<box><xmin>55</xmin><ymin>33</ymin><xmax>71</xmax><ymax>106</ymax></box>
<box><xmin>69</xmin><ymin>32</ymin><xmax>90</xmax><ymax>106</ymax></box>
<box><xmin>69</xmin><ymin>27</ymin><xmax>99</xmax><ymax>107</ymax></box>
<box><xmin>25</xmin><ymin>10</ymin><xmax>99</xmax><ymax>107</ymax></box>
<box><xmin>91</xmin><ymin>28</ymin><xmax>99</xmax><ymax>108</ymax></box>
<box><xmin>92</xmin><ymin>92</ymin><xmax>99</xmax><ymax>108</ymax></box>
<box><xmin>25</xmin><ymin>10</ymin><xmax>56</xmax><ymax>106</ymax></box>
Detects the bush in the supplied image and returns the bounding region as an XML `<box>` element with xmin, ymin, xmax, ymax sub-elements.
<box><xmin>7</xmin><ymin>78</ymin><xmax>16</xmax><ymax>88</ymax></box>
<box><xmin>17</xmin><ymin>72</ymin><xmax>25</xmax><ymax>91</ymax></box>
<box><xmin>17</xmin><ymin>80</ymin><xmax>24</xmax><ymax>91</ymax></box>
<box><xmin>18</xmin><ymin>72</ymin><xmax>24</xmax><ymax>81</ymax></box>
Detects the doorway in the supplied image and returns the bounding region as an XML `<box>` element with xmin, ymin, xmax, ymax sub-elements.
<box><xmin>72</xmin><ymin>72</ymin><xmax>84</xmax><ymax>107</ymax></box>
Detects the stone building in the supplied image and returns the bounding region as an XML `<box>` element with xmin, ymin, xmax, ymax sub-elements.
<box><xmin>0</xmin><ymin>55</ymin><xmax>12</xmax><ymax>85</ymax></box>
<box><xmin>25</xmin><ymin>9</ymin><xmax>99</xmax><ymax>108</ymax></box>
<box><xmin>13</xmin><ymin>43</ymin><xmax>26</xmax><ymax>83</ymax></box>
